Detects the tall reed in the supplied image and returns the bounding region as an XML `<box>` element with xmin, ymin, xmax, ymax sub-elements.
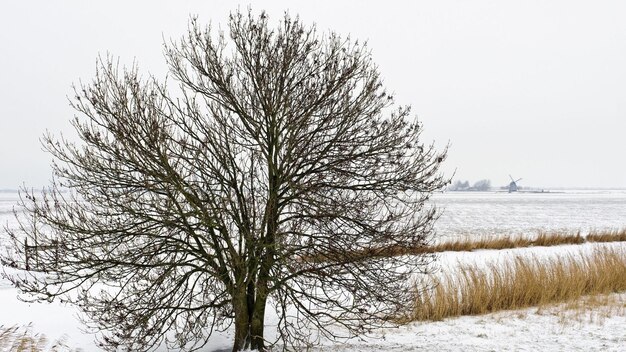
<box><xmin>409</xmin><ymin>247</ymin><xmax>626</xmax><ymax>322</ymax></box>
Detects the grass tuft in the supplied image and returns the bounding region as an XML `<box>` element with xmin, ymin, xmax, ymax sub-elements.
<box><xmin>0</xmin><ymin>325</ymin><xmax>48</xmax><ymax>352</ymax></box>
<box><xmin>0</xmin><ymin>325</ymin><xmax>79</xmax><ymax>352</ymax></box>
<box><xmin>407</xmin><ymin>246</ymin><xmax>626</xmax><ymax>322</ymax></box>
<box><xmin>587</xmin><ymin>229</ymin><xmax>626</xmax><ymax>243</ymax></box>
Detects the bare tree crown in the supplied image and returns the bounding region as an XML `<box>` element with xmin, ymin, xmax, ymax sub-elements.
<box><xmin>2</xmin><ymin>10</ymin><xmax>448</xmax><ymax>352</ymax></box>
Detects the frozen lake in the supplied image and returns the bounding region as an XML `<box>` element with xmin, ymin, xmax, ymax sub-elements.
<box><xmin>432</xmin><ymin>190</ymin><xmax>626</xmax><ymax>240</ymax></box>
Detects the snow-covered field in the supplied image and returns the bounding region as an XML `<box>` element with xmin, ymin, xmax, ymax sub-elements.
<box><xmin>2</xmin><ymin>190</ymin><xmax>626</xmax><ymax>351</ymax></box>
<box><xmin>311</xmin><ymin>296</ymin><xmax>626</xmax><ymax>351</ymax></box>
<box><xmin>432</xmin><ymin>190</ymin><xmax>626</xmax><ymax>240</ymax></box>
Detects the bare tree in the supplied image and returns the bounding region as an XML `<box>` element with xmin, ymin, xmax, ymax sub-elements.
<box><xmin>1</xmin><ymin>10</ymin><xmax>448</xmax><ymax>352</ymax></box>
<box><xmin>448</xmin><ymin>180</ymin><xmax>470</xmax><ymax>191</ymax></box>
<box><xmin>472</xmin><ymin>179</ymin><xmax>491</xmax><ymax>191</ymax></box>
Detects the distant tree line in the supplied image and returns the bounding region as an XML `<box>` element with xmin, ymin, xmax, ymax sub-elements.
<box><xmin>448</xmin><ymin>179</ymin><xmax>491</xmax><ymax>191</ymax></box>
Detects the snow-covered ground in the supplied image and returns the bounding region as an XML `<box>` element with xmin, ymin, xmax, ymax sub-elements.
<box><xmin>310</xmin><ymin>299</ymin><xmax>626</xmax><ymax>351</ymax></box>
<box><xmin>3</xmin><ymin>243</ymin><xmax>626</xmax><ymax>351</ymax></box>
<box><xmin>2</xmin><ymin>190</ymin><xmax>626</xmax><ymax>351</ymax></box>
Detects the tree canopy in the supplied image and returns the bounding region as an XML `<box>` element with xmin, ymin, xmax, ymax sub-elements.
<box><xmin>2</xmin><ymin>10</ymin><xmax>448</xmax><ymax>351</ymax></box>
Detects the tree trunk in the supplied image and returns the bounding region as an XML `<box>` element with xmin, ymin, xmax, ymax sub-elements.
<box><xmin>232</xmin><ymin>290</ymin><xmax>251</xmax><ymax>351</ymax></box>
<box><xmin>232</xmin><ymin>285</ymin><xmax>268</xmax><ymax>351</ymax></box>
<box><xmin>250</xmin><ymin>284</ymin><xmax>267</xmax><ymax>351</ymax></box>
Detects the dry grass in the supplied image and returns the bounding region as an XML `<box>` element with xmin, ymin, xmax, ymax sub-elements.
<box><xmin>551</xmin><ymin>293</ymin><xmax>626</xmax><ymax>326</ymax></box>
<box><xmin>430</xmin><ymin>231</ymin><xmax>585</xmax><ymax>253</ymax></box>
<box><xmin>303</xmin><ymin>230</ymin><xmax>621</xmax><ymax>263</ymax></box>
<box><xmin>407</xmin><ymin>247</ymin><xmax>626</xmax><ymax>322</ymax></box>
<box><xmin>0</xmin><ymin>325</ymin><xmax>48</xmax><ymax>352</ymax></box>
<box><xmin>0</xmin><ymin>325</ymin><xmax>79</xmax><ymax>352</ymax></box>
<box><xmin>425</xmin><ymin>229</ymin><xmax>626</xmax><ymax>254</ymax></box>
<box><xmin>587</xmin><ymin>229</ymin><xmax>626</xmax><ymax>243</ymax></box>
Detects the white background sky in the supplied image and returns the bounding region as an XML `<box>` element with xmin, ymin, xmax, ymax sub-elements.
<box><xmin>1</xmin><ymin>1</ymin><xmax>625</xmax><ymax>189</ymax></box>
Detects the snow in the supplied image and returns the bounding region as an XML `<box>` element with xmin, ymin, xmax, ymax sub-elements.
<box><xmin>309</xmin><ymin>300</ymin><xmax>626</xmax><ymax>351</ymax></box>
<box><xmin>2</xmin><ymin>190</ymin><xmax>626</xmax><ymax>351</ymax></box>
<box><xmin>432</xmin><ymin>190</ymin><xmax>626</xmax><ymax>240</ymax></box>
<box><xmin>0</xmin><ymin>287</ymin><xmax>96</xmax><ymax>351</ymax></box>
<box><xmin>307</xmin><ymin>241</ymin><xmax>626</xmax><ymax>351</ymax></box>
<box><xmin>436</xmin><ymin>241</ymin><xmax>626</xmax><ymax>271</ymax></box>
<box><xmin>4</xmin><ymin>244</ymin><xmax>626</xmax><ymax>351</ymax></box>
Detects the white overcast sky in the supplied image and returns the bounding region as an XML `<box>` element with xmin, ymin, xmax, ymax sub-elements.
<box><xmin>1</xmin><ymin>1</ymin><xmax>625</xmax><ymax>189</ymax></box>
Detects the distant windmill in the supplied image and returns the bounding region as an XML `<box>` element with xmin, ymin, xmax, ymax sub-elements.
<box><xmin>508</xmin><ymin>175</ymin><xmax>522</xmax><ymax>193</ymax></box>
